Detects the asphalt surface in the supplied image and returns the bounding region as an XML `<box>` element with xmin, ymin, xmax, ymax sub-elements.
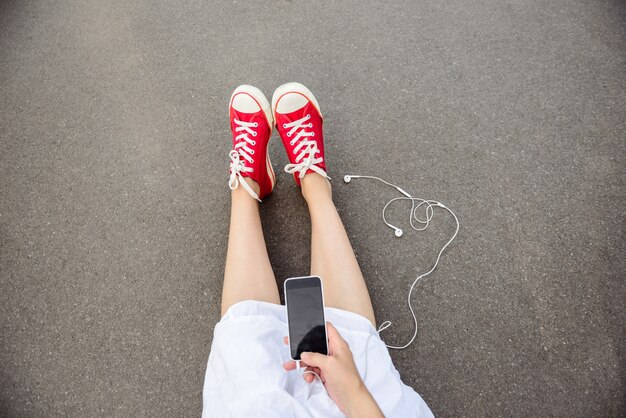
<box><xmin>1</xmin><ymin>0</ymin><xmax>625</xmax><ymax>416</ymax></box>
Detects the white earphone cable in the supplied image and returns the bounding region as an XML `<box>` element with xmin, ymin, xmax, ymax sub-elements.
<box><xmin>343</xmin><ymin>174</ymin><xmax>459</xmax><ymax>350</ymax></box>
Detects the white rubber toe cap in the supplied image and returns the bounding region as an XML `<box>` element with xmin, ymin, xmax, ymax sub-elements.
<box><xmin>275</xmin><ymin>93</ymin><xmax>308</xmax><ymax>114</ymax></box>
<box><xmin>272</xmin><ymin>82</ymin><xmax>322</xmax><ymax>117</ymax></box>
<box><xmin>230</xmin><ymin>85</ymin><xmax>273</xmax><ymax>124</ymax></box>
<box><xmin>231</xmin><ymin>92</ymin><xmax>261</xmax><ymax>113</ymax></box>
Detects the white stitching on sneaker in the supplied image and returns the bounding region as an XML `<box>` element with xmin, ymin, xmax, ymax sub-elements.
<box><xmin>282</xmin><ymin>114</ymin><xmax>329</xmax><ymax>180</ymax></box>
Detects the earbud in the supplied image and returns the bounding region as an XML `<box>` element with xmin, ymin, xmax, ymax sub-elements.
<box><xmin>343</xmin><ymin>175</ymin><xmax>351</xmax><ymax>183</ymax></box>
<box><xmin>394</xmin><ymin>228</ymin><xmax>403</xmax><ymax>237</ymax></box>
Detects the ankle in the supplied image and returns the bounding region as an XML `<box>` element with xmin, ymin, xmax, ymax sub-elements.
<box><xmin>233</xmin><ymin>177</ymin><xmax>260</xmax><ymax>198</ymax></box>
<box><xmin>301</xmin><ymin>173</ymin><xmax>332</xmax><ymax>203</ymax></box>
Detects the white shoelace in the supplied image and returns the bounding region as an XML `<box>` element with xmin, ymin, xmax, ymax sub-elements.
<box><xmin>283</xmin><ymin>114</ymin><xmax>329</xmax><ymax>180</ymax></box>
<box><xmin>229</xmin><ymin>119</ymin><xmax>261</xmax><ymax>202</ymax></box>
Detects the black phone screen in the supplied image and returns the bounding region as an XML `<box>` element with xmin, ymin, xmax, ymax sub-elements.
<box><xmin>285</xmin><ymin>276</ymin><xmax>327</xmax><ymax>360</ymax></box>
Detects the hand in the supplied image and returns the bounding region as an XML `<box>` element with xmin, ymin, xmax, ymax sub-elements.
<box><xmin>282</xmin><ymin>322</ymin><xmax>384</xmax><ymax>418</ymax></box>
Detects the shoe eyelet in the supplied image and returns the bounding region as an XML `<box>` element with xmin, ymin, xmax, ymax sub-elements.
<box><xmin>250</xmin><ymin>168</ymin><xmax>254</xmax><ymax>172</ymax></box>
<box><xmin>292</xmin><ymin>150</ymin><xmax>297</xmax><ymax>154</ymax></box>
<box><xmin>306</xmin><ymin>114</ymin><xmax>311</xmax><ymax>120</ymax></box>
<box><xmin>287</xmin><ymin>132</ymin><xmax>291</xmax><ymax>137</ymax></box>
<box><xmin>282</xmin><ymin>123</ymin><xmax>287</xmax><ymax>128</ymax></box>
<box><xmin>250</xmin><ymin>150</ymin><xmax>255</xmax><ymax>154</ymax></box>
<box><xmin>251</xmin><ymin>159</ymin><xmax>255</xmax><ymax>163</ymax></box>
<box><xmin>252</xmin><ymin>131</ymin><xmax>257</xmax><ymax>137</ymax></box>
<box><xmin>290</xmin><ymin>140</ymin><xmax>295</xmax><ymax>146</ymax></box>
<box><xmin>311</xmin><ymin>132</ymin><xmax>315</xmax><ymax>137</ymax></box>
<box><xmin>253</xmin><ymin>122</ymin><xmax>258</xmax><ymax>127</ymax></box>
<box><xmin>308</xmin><ymin>123</ymin><xmax>313</xmax><ymax>128</ymax></box>
<box><xmin>251</xmin><ymin>140</ymin><xmax>256</xmax><ymax>145</ymax></box>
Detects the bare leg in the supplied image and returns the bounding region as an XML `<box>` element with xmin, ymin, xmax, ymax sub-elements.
<box><xmin>302</xmin><ymin>173</ymin><xmax>376</xmax><ymax>326</ymax></box>
<box><xmin>221</xmin><ymin>179</ymin><xmax>280</xmax><ymax>316</ymax></box>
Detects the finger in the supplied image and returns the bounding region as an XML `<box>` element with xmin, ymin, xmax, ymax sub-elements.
<box><xmin>308</xmin><ymin>367</ymin><xmax>324</xmax><ymax>383</ymax></box>
<box><xmin>283</xmin><ymin>360</ymin><xmax>296</xmax><ymax>371</ymax></box>
<box><xmin>300</xmin><ymin>351</ymin><xmax>328</xmax><ymax>369</ymax></box>
<box><xmin>304</xmin><ymin>367</ymin><xmax>317</xmax><ymax>383</ymax></box>
<box><xmin>283</xmin><ymin>336</ymin><xmax>288</xmax><ymax>345</ymax></box>
<box><xmin>315</xmin><ymin>369</ymin><xmax>325</xmax><ymax>384</ymax></box>
<box><xmin>326</xmin><ymin>322</ymin><xmax>348</xmax><ymax>354</ymax></box>
<box><xmin>283</xmin><ymin>360</ymin><xmax>311</xmax><ymax>371</ymax></box>
<box><xmin>326</xmin><ymin>322</ymin><xmax>343</xmax><ymax>342</ymax></box>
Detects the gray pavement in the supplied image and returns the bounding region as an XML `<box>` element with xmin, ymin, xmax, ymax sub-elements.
<box><xmin>1</xmin><ymin>0</ymin><xmax>625</xmax><ymax>416</ymax></box>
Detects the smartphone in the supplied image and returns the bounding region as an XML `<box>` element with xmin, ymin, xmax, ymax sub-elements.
<box><xmin>284</xmin><ymin>276</ymin><xmax>328</xmax><ymax>361</ymax></box>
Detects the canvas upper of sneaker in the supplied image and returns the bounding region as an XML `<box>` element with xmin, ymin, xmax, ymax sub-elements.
<box><xmin>228</xmin><ymin>89</ymin><xmax>275</xmax><ymax>201</ymax></box>
<box><xmin>274</xmin><ymin>91</ymin><xmax>327</xmax><ymax>186</ymax></box>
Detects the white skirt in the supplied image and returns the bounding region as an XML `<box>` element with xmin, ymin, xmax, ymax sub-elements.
<box><xmin>202</xmin><ymin>300</ymin><xmax>434</xmax><ymax>418</ymax></box>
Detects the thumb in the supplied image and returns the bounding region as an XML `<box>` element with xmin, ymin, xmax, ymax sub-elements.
<box><xmin>326</xmin><ymin>322</ymin><xmax>348</xmax><ymax>354</ymax></box>
<box><xmin>300</xmin><ymin>352</ymin><xmax>328</xmax><ymax>369</ymax></box>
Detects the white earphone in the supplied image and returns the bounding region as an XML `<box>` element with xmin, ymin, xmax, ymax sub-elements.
<box><xmin>343</xmin><ymin>174</ymin><xmax>459</xmax><ymax>349</ymax></box>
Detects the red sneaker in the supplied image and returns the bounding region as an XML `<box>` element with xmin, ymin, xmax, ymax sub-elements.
<box><xmin>271</xmin><ymin>83</ymin><xmax>329</xmax><ymax>186</ymax></box>
<box><xmin>228</xmin><ymin>85</ymin><xmax>276</xmax><ymax>201</ymax></box>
